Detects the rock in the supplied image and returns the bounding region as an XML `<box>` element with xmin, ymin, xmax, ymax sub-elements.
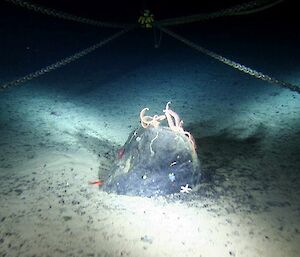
<box><xmin>102</xmin><ymin>126</ymin><xmax>201</xmax><ymax>197</ymax></box>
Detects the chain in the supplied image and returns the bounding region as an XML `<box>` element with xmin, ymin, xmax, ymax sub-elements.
<box><xmin>3</xmin><ymin>0</ymin><xmax>297</xmax><ymax>93</ymax></box>
<box><xmin>0</xmin><ymin>27</ymin><xmax>134</xmax><ymax>92</ymax></box>
<box><xmin>156</xmin><ymin>25</ymin><xmax>300</xmax><ymax>94</ymax></box>
<box><xmin>232</xmin><ymin>0</ymin><xmax>284</xmax><ymax>16</ymax></box>
<box><xmin>156</xmin><ymin>0</ymin><xmax>284</xmax><ymax>26</ymax></box>
<box><xmin>4</xmin><ymin>0</ymin><xmax>134</xmax><ymax>28</ymax></box>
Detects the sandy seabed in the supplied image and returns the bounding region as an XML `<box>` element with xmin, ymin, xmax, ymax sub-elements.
<box><xmin>0</xmin><ymin>67</ymin><xmax>300</xmax><ymax>257</ymax></box>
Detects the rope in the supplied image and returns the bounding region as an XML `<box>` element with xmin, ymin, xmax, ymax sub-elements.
<box><xmin>156</xmin><ymin>0</ymin><xmax>284</xmax><ymax>27</ymax></box>
<box><xmin>4</xmin><ymin>0</ymin><xmax>135</xmax><ymax>29</ymax></box>
<box><xmin>156</xmin><ymin>25</ymin><xmax>300</xmax><ymax>94</ymax></box>
<box><xmin>0</xmin><ymin>27</ymin><xmax>134</xmax><ymax>92</ymax></box>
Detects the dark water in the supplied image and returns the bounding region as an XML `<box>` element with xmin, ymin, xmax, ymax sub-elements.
<box><xmin>0</xmin><ymin>1</ymin><xmax>299</xmax><ymax>256</ymax></box>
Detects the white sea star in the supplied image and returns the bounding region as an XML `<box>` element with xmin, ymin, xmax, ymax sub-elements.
<box><xmin>180</xmin><ymin>184</ymin><xmax>192</xmax><ymax>193</ymax></box>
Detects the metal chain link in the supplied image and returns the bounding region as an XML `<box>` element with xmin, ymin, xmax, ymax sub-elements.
<box><xmin>3</xmin><ymin>0</ymin><xmax>297</xmax><ymax>94</ymax></box>
<box><xmin>156</xmin><ymin>25</ymin><xmax>300</xmax><ymax>94</ymax></box>
<box><xmin>0</xmin><ymin>27</ymin><xmax>134</xmax><ymax>92</ymax></box>
<box><xmin>232</xmin><ymin>0</ymin><xmax>284</xmax><ymax>16</ymax></box>
<box><xmin>4</xmin><ymin>0</ymin><xmax>134</xmax><ymax>28</ymax></box>
<box><xmin>157</xmin><ymin>0</ymin><xmax>284</xmax><ymax>26</ymax></box>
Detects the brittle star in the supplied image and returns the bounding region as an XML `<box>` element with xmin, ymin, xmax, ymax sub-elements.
<box><xmin>163</xmin><ymin>102</ymin><xmax>196</xmax><ymax>150</ymax></box>
<box><xmin>140</xmin><ymin>107</ymin><xmax>166</xmax><ymax>128</ymax></box>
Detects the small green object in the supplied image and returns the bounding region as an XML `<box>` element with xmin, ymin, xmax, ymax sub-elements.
<box><xmin>138</xmin><ymin>9</ymin><xmax>154</xmax><ymax>28</ymax></box>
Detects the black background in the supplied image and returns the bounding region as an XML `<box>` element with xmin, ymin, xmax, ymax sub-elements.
<box><xmin>2</xmin><ymin>0</ymin><xmax>298</xmax><ymax>24</ymax></box>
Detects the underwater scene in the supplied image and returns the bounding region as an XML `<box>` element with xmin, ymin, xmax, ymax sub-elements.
<box><xmin>0</xmin><ymin>0</ymin><xmax>299</xmax><ymax>256</ymax></box>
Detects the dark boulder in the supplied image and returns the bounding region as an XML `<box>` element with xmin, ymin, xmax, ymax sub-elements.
<box><xmin>102</xmin><ymin>126</ymin><xmax>201</xmax><ymax>197</ymax></box>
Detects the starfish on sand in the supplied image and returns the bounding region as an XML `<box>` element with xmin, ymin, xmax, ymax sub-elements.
<box><xmin>180</xmin><ymin>184</ymin><xmax>192</xmax><ymax>193</ymax></box>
